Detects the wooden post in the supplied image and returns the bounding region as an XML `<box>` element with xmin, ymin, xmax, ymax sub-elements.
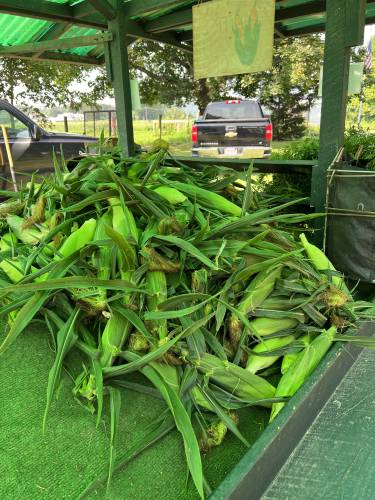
<box><xmin>63</xmin><ymin>116</ymin><xmax>68</xmax><ymax>133</ymax></box>
<box><xmin>159</xmin><ymin>114</ymin><xmax>162</xmax><ymax>139</ymax></box>
<box><xmin>106</xmin><ymin>1</ymin><xmax>135</xmax><ymax>156</ymax></box>
<box><xmin>311</xmin><ymin>0</ymin><xmax>366</xmax><ymax>245</ymax></box>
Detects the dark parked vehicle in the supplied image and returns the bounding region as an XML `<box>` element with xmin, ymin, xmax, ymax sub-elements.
<box><xmin>192</xmin><ymin>100</ymin><xmax>272</xmax><ymax>159</ymax></box>
<box><xmin>0</xmin><ymin>100</ymin><xmax>96</xmax><ymax>188</ymax></box>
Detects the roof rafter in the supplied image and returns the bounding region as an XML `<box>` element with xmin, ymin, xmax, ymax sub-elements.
<box><xmin>125</xmin><ymin>19</ymin><xmax>192</xmax><ymax>53</ymax></box>
<box><xmin>32</xmin><ymin>22</ymin><xmax>73</xmax><ymax>59</ymax></box>
<box><xmin>2</xmin><ymin>51</ymin><xmax>101</xmax><ymax>66</ymax></box>
<box><xmin>123</xmin><ymin>0</ymin><xmax>192</xmax><ymax>18</ymax></box>
<box><xmin>0</xmin><ymin>32</ymin><xmax>112</xmax><ymax>55</ymax></box>
<box><xmin>85</xmin><ymin>0</ymin><xmax>116</xmax><ymax>20</ymax></box>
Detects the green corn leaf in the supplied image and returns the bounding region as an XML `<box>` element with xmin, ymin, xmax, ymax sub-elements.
<box><xmin>144</xmin><ymin>293</ymin><xmax>219</xmax><ymax>321</ymax></box>
<box><xmin>92</xmin><ymin>359</ymin><xmax>104</xmax><ymax>427</ymax></box>
<box><xmin>0</xmin><ymin>277</ymin><xmax>146</xmax><ymax>296</ymax></box>
<box><xmin>107</xmin><ymin>387</ymin><xmax>122</xmax><ymax>491</ymax></box>
<box><xmin>206</xmin><ymin>198</ymin><xmax>308</xmax><ymax>238</ymax></box>
<box><xmin>105</xmin><ymin>167</ymin><xmax>168</xmax><ymax>219</ymax></box>
<box><xmin>63</xmin><ymin>190</ymin><xmax>119</xmax><ymax>212</ymax></box>
<box><xmin>0</xmin><ymin>253</ymin><xmax>87</xmax><ymax>353</ymax></box>
<box><xmin>105</xmin><ymin>226</ymin><xmax>137</xmax><ymax>272</ymax></box>
<box><xmin>111</xmin><ymin>304</ymin><xmax>155</xmax><ymax>344</ymax></box>
<box><xmin>154</xmin><ymin>235</ymin><xmax>216</xmax><ymax>269</ymax></box>
<box><xmin>199</xmin><ymin>385</ymin><xmax>249</xmax><ymax>447</ymax></box>
<box><xmin>104</xmin><ymin>312</ymin><xmax>215</xmax><ymax>378</ymax></box>
<box><xmin>126</xmin><ymin>354</ymin><xmax>204</xmax><ymax>500</ymax></box>
<box><xmin>78</xmin><ymin>417</ymin><xmax>175</xmax><ymax>499</ymax></box>
<box><xmin>241</xmin><ymin>161</ymin><xmax>254</xmax><ymax>216</ymax></box>
<box><xmin>157</xmin><ymin>293</ymin><xmax>210</xmax><ymax>311</ymax></box>
<box><xmin>43</xmin><ymin>308</ymin><xmax>79</xmax><ymax>430</ymax></box>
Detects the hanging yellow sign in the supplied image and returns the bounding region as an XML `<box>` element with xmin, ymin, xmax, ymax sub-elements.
<box><xmin>193</xmin><ymin>0</ymin><xmax>275</xmax><ymax>80</ymax></box>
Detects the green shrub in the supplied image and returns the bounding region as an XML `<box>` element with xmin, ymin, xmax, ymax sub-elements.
<box><xmin>271</xmin><ymin>137</ymin><xmax>319</xmax><ymax>161</ymax></box>
<box><xmin>344</xmin><ymin>127</ymin><xmax>375</xmax><ymax>169</ymax></box>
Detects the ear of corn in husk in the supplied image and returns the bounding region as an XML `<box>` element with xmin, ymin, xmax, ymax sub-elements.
<box><xmin>299</xmin><ymin>233</ymin><xmax>351</xmax><ymax>296</ymax></box>
<box><xmin>193</xmin><ymin>353</ymin><xmax>276</xmax><ymax>405</ymax></box>
<box><xmin>270</xmin><ymin>326</ymin><xmax>337</xmax><ymax>421</ymax></box>
<box><xmin>228</xmin><ymin>266</ymin><xmax>283</xmax><ymax>346</ymax></box>
<box><xmin>246</xmin><ymin>335</ymin><xmax>295</xmax><ymax>374</ymax></box>
<box><xmin>281</xmin><ymin>333</ymin><xmax>315</xmax><ymax>374</ymax></box>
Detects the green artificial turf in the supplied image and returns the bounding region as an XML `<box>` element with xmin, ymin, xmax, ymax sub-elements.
<box><xmin>0</xmin><ymin>325</ymin><xmax>269</xmax><ymax>499</ymax></box>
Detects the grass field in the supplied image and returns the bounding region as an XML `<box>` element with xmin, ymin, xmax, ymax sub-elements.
<box><xmin>48</xmin><ymin>119</ymin><xmax>293</xmax><ymax>155</ymax></box>
<box><xmin>49</xmin><ymin>119</ymin><xmax>192</xmax><ymax>154</ymax></box>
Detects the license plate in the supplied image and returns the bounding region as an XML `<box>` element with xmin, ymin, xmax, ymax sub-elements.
<box><xmin>223</xmin><ymin>147</ymin><xmax>238</xmax><ymax>156</ymax></box>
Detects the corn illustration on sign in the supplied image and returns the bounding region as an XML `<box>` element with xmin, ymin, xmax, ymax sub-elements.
<box><xmin>193</xmin><ymin>0</ymin><xmax>275</xmax><ymax>79</ymax></box>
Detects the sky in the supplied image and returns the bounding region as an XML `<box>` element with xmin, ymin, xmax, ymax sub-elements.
<box><xmin>365</xmin><ymin>24</ymin><xmax>375</xmax><ymax>43</ymax></box>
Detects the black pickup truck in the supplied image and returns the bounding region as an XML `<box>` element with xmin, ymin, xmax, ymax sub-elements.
<box><xmin>0</xmin><ymin>100</ymin><xmax>96</xmax><ymax>188</ymax></box>
<box><xmin>192</xmin><ymin>100</ymin><xmax>272</xmax><ymax>159</ymax></box>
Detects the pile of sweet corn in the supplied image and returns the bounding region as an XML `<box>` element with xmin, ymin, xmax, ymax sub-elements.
<box><xmin>0</xmin><ymin>142</ymin><xmax>373</xmax><ymax>499</ymax></box>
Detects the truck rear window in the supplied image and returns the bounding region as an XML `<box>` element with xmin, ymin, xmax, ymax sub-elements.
<box><xmin>204</xmin><ymin>101</ymin><xmax>262</xmax><ymax>120</ymax></box>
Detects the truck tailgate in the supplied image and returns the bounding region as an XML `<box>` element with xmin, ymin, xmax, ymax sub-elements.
<box><xmin>196</xmin><ymin>119</ymin><xmax>268</xmax><ymax>148</ymax></box>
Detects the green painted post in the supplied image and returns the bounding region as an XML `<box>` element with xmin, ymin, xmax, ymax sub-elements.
<box><xmin>311</xmin><ymin>0</ymin><xmax>366</xmax><ymax>246</ymax></box>
<box><xmin>106</xmin><ymin>1</ymin><xmax>135</xmax><ymax>156</ymax></box>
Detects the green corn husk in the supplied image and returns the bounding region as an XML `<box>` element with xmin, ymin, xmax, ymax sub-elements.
<box><xmin>153</xmin><ymin>186</ymin><xmax>187</xmax><ymax>205</ymax></box>
<box><xmin>191</xmin><ymin>386</ymin><xmax>215</xmax><ymax>412</ymax></box>
<box><xmin>193</xmin><ymin>353</ymin><xmax>276</xmax><ymax>406</ymax></box>
<box><xmin>100</xmin><ymin>310</ymin><xmax>131</xmax><ymax>367</ymax></box>
<box><xmin>81</xmin><ymin>211</ymin><xmax>113</xmax><ymax>312</ymax></box>
<box><xmin>299</xmin><ymin>233</ymin><xmax>350</xmax><ymax>295</ymax></box>
<box><xmin>229</xmin><ymin>266</ymin><xmax>283</xmax><ymax>346</ymax></box>
<box><xmin>7</xmin><ymin>215</ymin><xmax>47</xmax><ymax>245</ymax></box>
<box><xmin>0</xmin><ymin>259</ymin><xmax>24</xmax><ymax>283</ymax></box>
<box><xmin>246</xmin><ymin>335</ymin><xmax>295</xmax><ymax>374</ymax></box>
<box><xmin>109</xmin><ymin>197</ymin><xmax>138</xmax><ymax>242</ymax></box>
<box><xmin>146</xmin><ymin>270</ymin><xmax>168</xmax><ymax>339</ymax></box>
<box><xmin>55</xmin><ymin>218</ymin><xmax>96</xmax><ymax>260</ymax></box>
<box><xmin>171</xmin><ymin>181</ymin><xmax>242</xmax><ymax>217</ymax></box>
<box><xmin>249</xmin><ymin>317</ymin><xmax>300</xmax><ymax>337</ymax></box>
<box><xmin>270</xmin><ymin>326</ymin><xmax>337</xmax><ymax>422</ymax></box>
<box><xmin>261</xmin><ymin>295</ymin><xmax>306</xmax><ymax>311</ymax></box>
<box><xmin>281</xmin><ymin>333</ymin><xmax>314</xmax><ymax>374</ymax></box>
<box><xmin>0</xmin><ymin>232</ymin><xmax>17</xmax><ymax>251</ymax></box>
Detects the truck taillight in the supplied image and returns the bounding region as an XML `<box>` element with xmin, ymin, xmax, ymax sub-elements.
<box><xmin>266</xmin><ymin>123</ymin><xmax>273</xmax><ymax>141</ymax></box>
<box><xmin>192</xmin><ymin>124</ymin><xmax>198</xmax><ymax>143</ymax></box>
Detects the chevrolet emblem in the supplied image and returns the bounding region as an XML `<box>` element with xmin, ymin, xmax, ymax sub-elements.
<box><xmin>225</xmin><ymin>131</ymin><xmax>238</xmax><ymax>138</ymax></box>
